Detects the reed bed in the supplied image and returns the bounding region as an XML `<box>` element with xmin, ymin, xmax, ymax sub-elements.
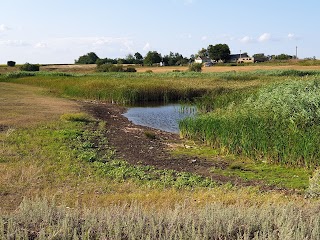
<box><xmin>180</xmin><ymin>78</ymin><xmax>320</xmax><ymax>167</ymax></box>
<box><xmin>1</xmin><ymin>197</ymin><xmax>320</xmax><ymax>240</ymax></box>
<box><xmin>1</xmin><ymin>70</ymin><xmax>314</xmax><ymax>105</ymax></box>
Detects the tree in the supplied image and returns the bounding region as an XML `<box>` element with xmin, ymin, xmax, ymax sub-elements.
<box><xmin>273</xmin><ymin>54</ymin><xmax>293</xmax><ymax>60</ymax></box>
<box><xmin>253</xmin><ymin>53</ymin><xmax>269</xmax><ymax>62</ymax></box>
<box><xmin>75</xmin><ymin>52</ymin><xmax>99</xmax><ymax>64</ymax></box>
<box><xmin>7</xmin><ymin>61</ymin><xmax>16</xmax><ymax>67</ymax></box>
<box><xmin>125</xmin><ymin>54</ymin><xmax>135</xmax><ymax>64</ymax></box>
<box><xmin>196</xmin><ymin>48</ymin><xmax>208</xmax><ymax>58</ymax></box>
<box><xmin>134</xmin><ymin>52</ymin><xmax>143</xmax><ymax>64</ymax></box>
<box><xmin>143</xmin><ymin>51</ymin><xmax>162</xmax><ymax>66</ymax></box>
<box><xmin>20</xmin><ymin>63</ymin><xmax>40</xmax><ymax>71</ymax></box>
<box><xmin>207</xmin><ymin>44</ymin><xmax>230</xmax><ymax>62</ymax></box>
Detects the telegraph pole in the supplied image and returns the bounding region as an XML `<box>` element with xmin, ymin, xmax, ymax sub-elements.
<box><xmin>296</xmin><ymin>46</ymin><xmax>298</xmax><ymax>59</ymax></box>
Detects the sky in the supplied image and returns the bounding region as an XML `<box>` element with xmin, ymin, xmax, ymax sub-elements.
<box><xmin>0</xmin><ymin>0</ymin><xmax>319</xmax><ymax>64</ymax></box>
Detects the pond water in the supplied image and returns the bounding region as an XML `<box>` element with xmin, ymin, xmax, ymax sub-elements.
<box><xmin>123</xmin><ymin>104</ymin><xmax>196</xmax><ymax>133</ymax></box>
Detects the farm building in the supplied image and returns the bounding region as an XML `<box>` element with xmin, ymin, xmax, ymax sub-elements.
<box><xmin>194</xmin><ymin>56</ymin><xmax>213</xmax><ymax>64</ymax></box>
<box><xmin>229</xmin><ymin>53</ymin><xmax>254</xmax><ymax>63</ymax></box>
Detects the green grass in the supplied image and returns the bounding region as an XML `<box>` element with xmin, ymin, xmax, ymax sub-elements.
<box><xmin>172</xmin><ymin>142</ymin><xmax>310</xmax><ymax>190</ymax></box>
<box><xmin>0</xmin><ymin>70</ymin><xmax>302</xmax><ymax>105</ymax></box>
<box><xmin>180</xmin><ymin>77</ymin><xmax>320</xmax><ymax>167</ymax></box>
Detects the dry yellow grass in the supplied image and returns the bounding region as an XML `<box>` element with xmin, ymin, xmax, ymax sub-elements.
<box><xmin>0</xmin><ymin>82</ymin><xmax>80</xmax><ymax>128</ymax></box>
<box><xmin>36</xmin><ymin>63</ymin><xmax>320</xmax><ymax>74</ymax></box>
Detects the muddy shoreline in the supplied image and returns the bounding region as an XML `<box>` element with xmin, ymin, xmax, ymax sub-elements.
<box><xmin>82</xmin><ymin>100</ymin><xmax>291</xmax><ymax>192</ymax></box>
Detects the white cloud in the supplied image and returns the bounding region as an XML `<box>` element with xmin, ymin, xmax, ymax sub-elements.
<box><xmin>0</xmin><ymin>24</ymin><xmax>10</xmax><ymax>32</ymax></box>
<box><xmin>240</xmin><ymin>36</ymin><xmax>254</xmax><ymax>43</ymax></box>
<box><xmin>0</xmin><ymin>40</ymin><xmax>30</xmax><ymax>47</ymax></box>
<box><xmin>258</xmin><ymin>33</ymin><xmax>271</xmax><ymax>42</ymax></box>
<box><xmin>34</xmin><ymin>42</ymin><xmax>47</xmax><ymax>48</ymax></box>
<box><xmin>287</xmin><ymin>33</ymin><xmax>300</xmax><ymax>41</ymax></box>
<box><xmin>143</xmin><ymin>42</ymin><xmax>151</xmax><ymax>51</ymax></box>
<box><xmin>201</xmin><ymin>36</ymin><xmax>207</xmax><ymax>41</ymax></box>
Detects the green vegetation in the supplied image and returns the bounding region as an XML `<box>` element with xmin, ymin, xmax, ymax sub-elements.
<box><xmin>7</xmin><ymin>61</ymin><xmax>16</xmax><ymax>67</ymax></box>
<box><xmin>96</xmin><ymin>63</ymin><xmax>136</xmax><ymax>72</ymax></box>
<box><xmin>180</xmin><ymin>77</ymin><xmax>320</xmax><ymax>167</ymax></box>
<box><xmin>0</xmin><ymin>70</ymin><xmax>277</xmax><ymax>104</ymax></box>
<box><xmin>75</xmin><ymin>52</ymin><xmax>99</xmax><ymax>64</ymax></box>
<box><xmin>188</xmin><ymin>62</ymin><xmax>202</xmax><ymax>72</ymax></box>
<box><xmin>19</xmin><ymin>63</ymin><xmax>40</xmax><ymax>71</ymax></box>
<box><xmin>3</xmin><ymin>68</ymin><xmax>320</xmax><ymax>238</ymax></box>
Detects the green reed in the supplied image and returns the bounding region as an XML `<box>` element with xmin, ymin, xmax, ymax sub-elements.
<box><xmin>0</xmin><ymin>71</ymin><xmax>277</xmax><ymax>105</ymax></box>
<box><xmin>180</xmin><ymin>79</ymin><xmax>320</xmax><ymax>167</ymax></box>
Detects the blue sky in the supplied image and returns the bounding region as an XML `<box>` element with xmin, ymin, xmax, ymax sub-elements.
<box><xmin>0</xmin><ymin>0</ymin><xmax>319</xmax><ymax>63</ymax></box>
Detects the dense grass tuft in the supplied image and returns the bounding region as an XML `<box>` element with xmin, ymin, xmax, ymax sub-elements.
<box><xmin>2</xmin><ymin>198</ymin><xmax>320</xmax><ymax>240</ymax></box>
<box><xmin>180</xmin><ymin>79</ymin><xmax>320</xmax><ymax>167</ymax></box>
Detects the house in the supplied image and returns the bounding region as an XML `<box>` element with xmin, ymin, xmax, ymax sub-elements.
<box><xmin>195</xmin><ymin>56</ymin><xmax>212</xmax><ymax>64</ymax></box>
<box><xmin>229</xmin><ymin>53</ymin><xmax>254</xmax><ymax>63</ymax></box>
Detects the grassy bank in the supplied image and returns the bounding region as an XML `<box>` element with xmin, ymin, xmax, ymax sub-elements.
<box><xmin>0</xmin><ymin>70</ymin><xmax>296</xmax><ymax>105</ymax></box>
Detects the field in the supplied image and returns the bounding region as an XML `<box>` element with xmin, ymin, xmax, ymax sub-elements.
<box><xmin>1</xmin><ymin>64</ymin><xmax>320</xmax><ymax>239</ymax></box>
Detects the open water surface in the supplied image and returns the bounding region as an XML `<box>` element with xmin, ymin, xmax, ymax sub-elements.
<box><xmin>123</xmin><ymin>104</ymin><xmax>196</xmax><ymax>133</ymax></box>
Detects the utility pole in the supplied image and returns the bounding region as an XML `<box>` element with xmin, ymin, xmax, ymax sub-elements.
<box><xmin>296</xmin><ymin>46</ymin><xmax>298</xmax><ymax>59</ymax></box>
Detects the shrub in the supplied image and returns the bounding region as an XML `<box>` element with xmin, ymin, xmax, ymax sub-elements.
<box><xmin>7</xmin><ymin>61</ymin><xmax>16</xmax><ymax>67</ymax></box>
<box><xmin>188</xmin><ymin>63</ymin><xmax>202</xmax><ymax>72</ymax></box>
<box><xmin>145</xmin><ymin>70</ymin><xmax>153</xmax><ymax>73</ymax></box>
<box><xmin>126</xmin><ymin>67</ymin><xmax>137</xmax><ymax>72</ymax></box>
<box><xmin>306</xmin><ymin>168</ymin><xmax>320</xmax><ymax>198</ymax></box>
<box><xmin>20</xmin><ymin>63</ymin><xmax>40</xmax><ymax>71</ymax></box>
<box><xmin>96</xmin><ymin>64</ymin><xmax>124</xmax><ymax>72</ymax></box>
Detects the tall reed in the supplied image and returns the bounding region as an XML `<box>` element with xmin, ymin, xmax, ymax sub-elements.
<box><xmin>180</xmin><ymin>79</ymin><xmax>320</xmax><ymax>167</ymax></box>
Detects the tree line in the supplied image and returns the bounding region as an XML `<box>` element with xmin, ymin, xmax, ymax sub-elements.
<box><xmin>75</xmin><ymin>43</ymin><xmax>297</xmax><ymax>66</ymax></box>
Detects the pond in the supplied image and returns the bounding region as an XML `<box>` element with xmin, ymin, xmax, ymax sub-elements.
<box><xmin>123</xmin><ymin>104</ymin><xmax>196</xmax><ymax>133</ymax></box>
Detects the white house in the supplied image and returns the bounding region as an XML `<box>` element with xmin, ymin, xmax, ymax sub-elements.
<box><xmin>195</xmin><ymin>56</ymin><xmax>212</xmax><ymax>64</ymax></box>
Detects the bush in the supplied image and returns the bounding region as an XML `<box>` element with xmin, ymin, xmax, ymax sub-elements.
<box><xmin>306</xmin><ymin>168</ymin><xmax>320</xmax><ymax>198</ymax></box>
<box><xmin>96</xmin><ymin>64</ymin><xmax>124</xmax><ymax>72</ymax></box>
<box><xmin>20</xmin><ymin>63</ymin><xmax>40</xmax><ymax>71</ymax></box>
<box><xmin>126</xmin><ymin>67</ymin><xmax>137</xmax><ymax>72</ymax></box>
<box><xmin>188</xmin><ymin>63</ymin><xmax>202</xmax><ymax>72</ymax></box>
<box><xmin>7</xmin><ymin>61</ymin><xmax>16</xmax><ymax>67</ymax></box>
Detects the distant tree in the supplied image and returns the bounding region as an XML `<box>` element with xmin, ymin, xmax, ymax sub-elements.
<box><xmin>20</xmin><ymin>63</ymin><xmax>40</xmax><ymax>71</ymax></box>
<box><xmin>134</xmin><ymin>52</ymin><xmax>143</xmax><ymax>64</ymax></box>
<box><xmin>143</xmin><ymin>51</ymin><xmax>162</xmax><ymax>66</ymax></box>
<box><xmin>189</xmin><ymin>54</ymin><xmax>196</xmax><ymax>63</ymax></box>
<box><xmin>207</xmin><ymin>44</ymin><xmax>230</xmax><ymax>62</ymax></box>
<box><xmin>125</xmin><ymin>54</ymin><xmax>135</xmax><ymax>64</ymax></box>
<box><xmin>253</xmin><ymin>53</ymin><xmax>269</xmax><ymax>62</ymax></box>
<box><xmin>162</xmin><ymin>52</ymin><xmax>187</xmax><ymax>66</ymax></box>
<box><xmin>96</xmin><ymin>58</ymin><xmax>117</xmax><ymax>66</ymax></box>
<box><xmin>273</xmin><ymin>54</ymin><xmax>293</xmax><ymax>60</ymax></box>
<box><xmin>196</xmin><ymin>48</ymin><xmax>208</xmax><ymax>58</ymax></box>
<box><xmin>75</xmin><ymin>52</ymin><xmax>99</xmax><ymax>64</ymax></box>
<box><xmin>7</xmin><ymin>61</ymin><xmax>16</xmax><ymax>67</ymax></box>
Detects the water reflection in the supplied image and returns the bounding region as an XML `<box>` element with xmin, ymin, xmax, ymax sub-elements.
<box><xmin>123</xmin><ymin>104</ymin><xmax>196</xmax><ymax>133</ymax></box>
